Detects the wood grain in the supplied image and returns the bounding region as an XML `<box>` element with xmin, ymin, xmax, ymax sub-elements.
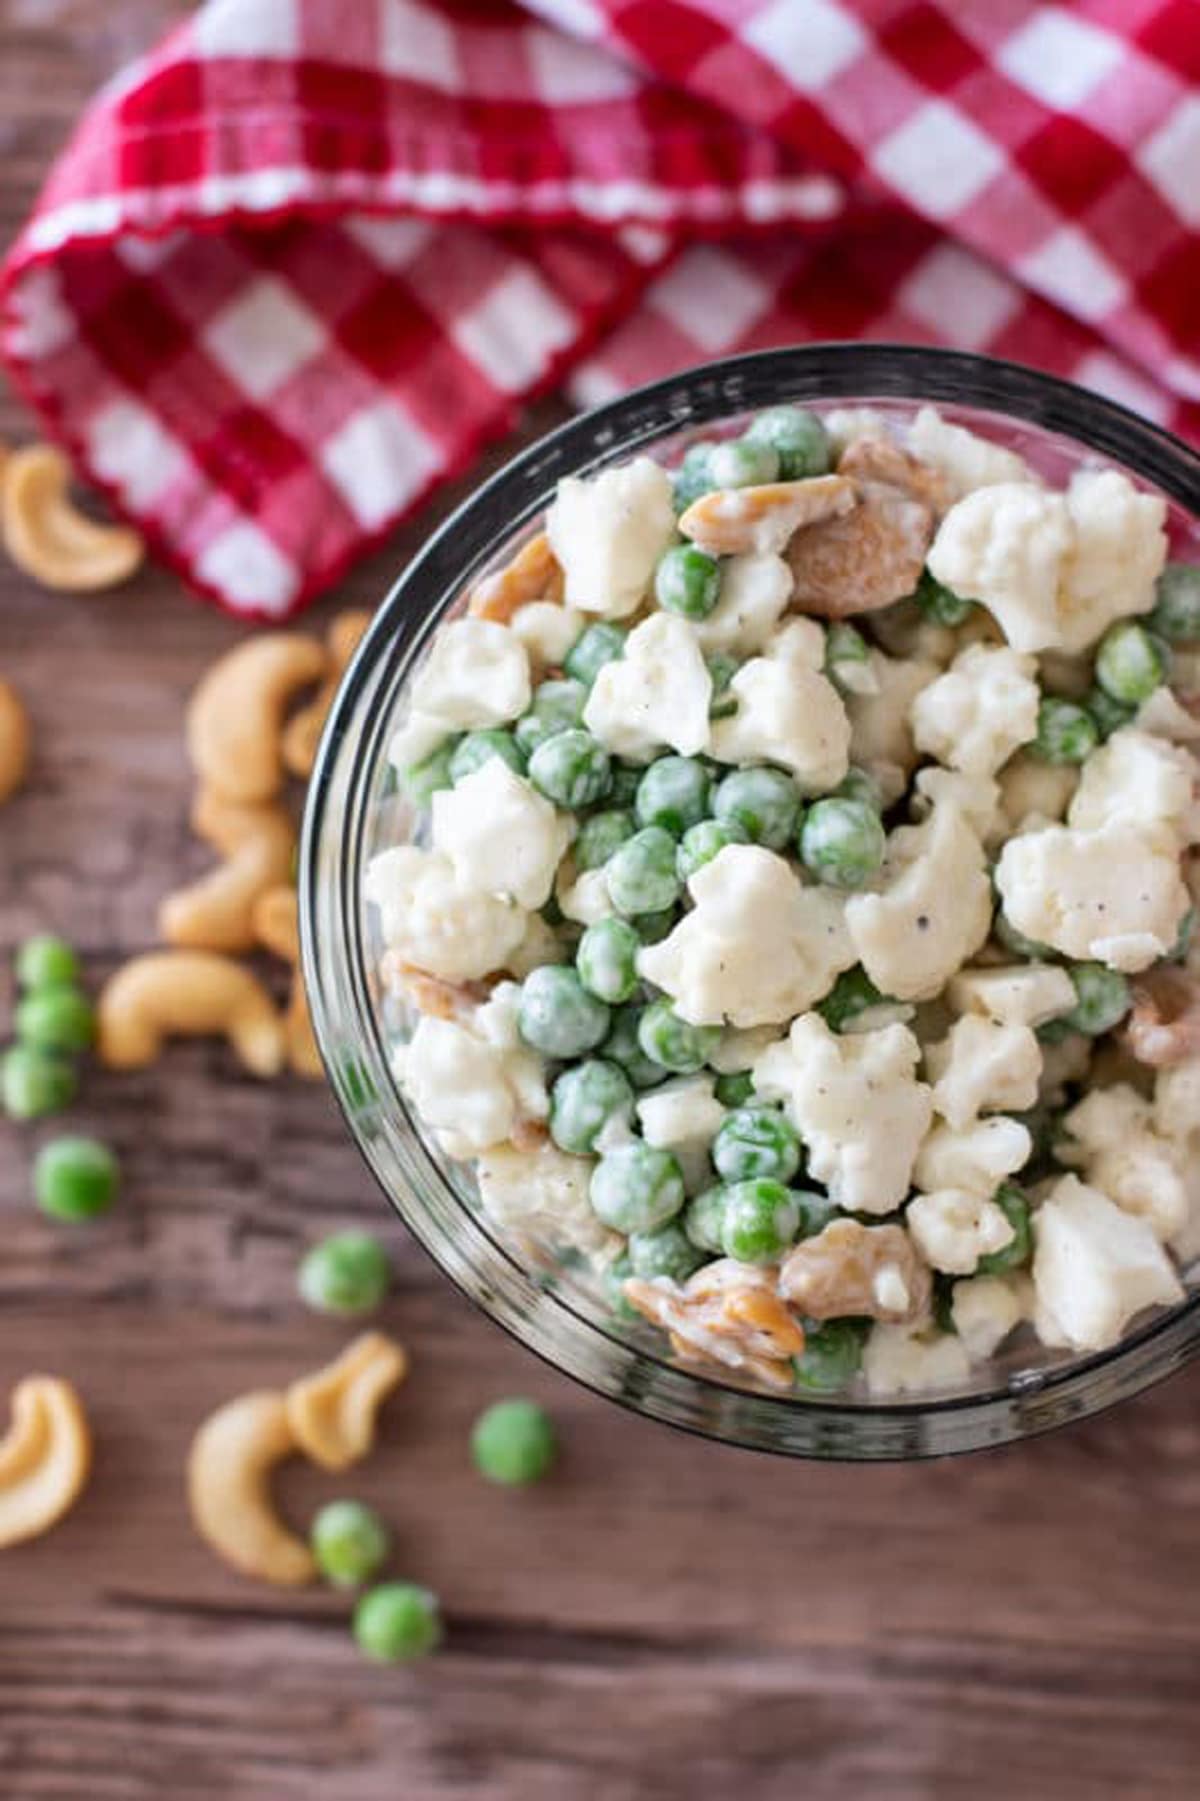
<box><xmin>2</xmin><ymin>6</ymin><xmax>1200</xmax><ymax>1799</ymax></box>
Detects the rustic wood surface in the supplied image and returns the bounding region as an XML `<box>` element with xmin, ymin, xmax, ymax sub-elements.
<box><xmin>2</xmin><ymin>6</ymin><xmax>1200</xmax><ymax>1798</ymax></box>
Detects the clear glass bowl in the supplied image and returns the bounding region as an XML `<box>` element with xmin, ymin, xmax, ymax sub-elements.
<box><xmin>301</xmin><ymin>344</ymin><xmax>1200</xmax><ymax>1460</ymax></box>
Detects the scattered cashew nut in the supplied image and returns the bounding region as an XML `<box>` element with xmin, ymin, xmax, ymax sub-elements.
<box><xmin>159</xmin><ymin>788</ymin><xmax>296</xmax><ymax>952</ymax></box>
<box><xmin>285</xmin><ymin>1331</ymin><xmax>408</xmax><ymax>1472</ymax></box>
<box><xmin>186</xmin><ymin>632</ymin><xmax>328</xmax><ymax>804</ymax></box>
<box><xmin>779</xmin><ymin>1219</ymin><xmax>931</xmax><ymax>1323</ymax></box>
<box><xmin>282</xmin><ymin>610</ymin><xmax>373</xmax><ymax>779</ymax></box>
<box><xmin>1</xmin><ymin>444</ymin><xmax>144</xmax><ymax>591</ymax></box>
<box><xmin>97</xmin><ymin>950</ymin><xmax>286</xmax><ymax>1077</ymax></box>
<box><xmin>786</xmin><ymin>481</ymin><xmax>932</xmax><ymax>618</ymax></box>
<box><xmin>0</xmin><ymin>1376</ymin><xmax>92</xmax><ymax>1549</ymax></box>
<box><xmin>186</xmin><ymin>1390</ymin><xmax>315</xmax><ymax>1586</ymax></box>
<box><xmin>678</xmin><ymin>475</ymin><xmax>854</xmax><ymax>557</ymax></box>
<box><xmin>253</xmin><ymin>885</ymin><xmax>322</xmax><ymax>1079</ymax></box>
<box><xmin>837</xmin><ymin>434</ymin><xmax>952</xmax><ymax>514</ymax></box>
<box><xmin>1124</xmin><ymin>967</ymin><xmax>1200</xmax><ymax>1068</ymax></box>
<box><xmin>624</xmin><ymin>1260</ymin><xmax>804</xmax><ymax>1391</ymax></box>
<box><xmin>0</xmin><ymin>677</ymin><xmax>30</xmax><ymax>806</ymax></box>
<box><xmin>467</xmin><ymin>531</ymin><xmax>562</xmax><ymax>623</ymax></box>
<box><xmin>379</xmin><ymin>951</ymin><xmax>491</xmax><ymax>1021</ymax></box>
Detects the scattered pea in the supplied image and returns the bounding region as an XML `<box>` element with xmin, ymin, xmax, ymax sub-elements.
<box><xmin>514</xmin><ymin>678</ymin><xmax>588</xmax><ymax>757</ymax></box>
<box><xmin>354</xmin><ymin>1583</ymin><xmax>442</xmax><ymax>1662</ymax></box>
<box><xmin>818</xmin><ymin>966</ymin><xmax>884</xmax><ymax>1033</ymax></box>
<box><xmin>1094</xmin><ymin>620</ymin><xmax>1167</xmax><ymax>705</ymax></box>
<box><xmin>298</xmin><ymin>1232</ymin><xmax>392</xmax><ymax>1317</ymax></box>
<box><xmin>794</xmin><ymin>1189</ymin><xmax>840</xmax><ymax>1239</ymax></box>
<box><xmin>713</xmin><ymin>1070</ymin><xmax>754</xmax><ymax>1109</ymax></box>
<box><xmin>707</xmin><ymin>652</ymin><xmax>740</xmax><ymax>718</ymax></box>
<box><xmin>654</xmin><ymin>544</ymin><xmax>722</xmax><ymax>620</ymax></box>
<box><xmin>793</xmin><ymin>1317</ymin><xmax>869</xmax><ymax>1391</ymax></box>
<box><xmin>1032</xmin><ymin>696</ymin><xmax>1099</xmax><ymax>764</ymax></box>
<box><xmin>1058</xmin><ymin>963</ymin><xmax>1131</xmax><ymax>1036</ymax></box>
<box><xmin>471</xmin><ymin>1398</ymin><xmax>557</xmax><ymax>1487</ymax></box>
<box><xmin>1</xmin><ymin>1045</ymin><xmax>77</xmax><ymax>1120</ymax></box>
<box><xmin>14</xmin><ymin>986</ymin><xmax>96</xmax><ymax>1054</ymax></box>
<box><xmin>677</xmin><ymin>818</ymin><xmax>748</xmax><ymax>882</ymax></box>
<box><xmin>634</xmin><ymin>906</ymin><xmax>676</xmax><ymax>944</ymax></box>
<box><xmin>564</xmin><ymin>622</ymin><xmax>626</xmax><ymax>686</ymax></box>
<box><xmin>15</xmin><ymin>934</ymin><xmax>80</xmax><ymax>991</ymax></box>
<box><xmin>528</xmin><ymin>728</ymin><xmax>611</xmax><ymax>810</ymax></box>
<box><xmin>577</xmin><ymin>918</ymin><xmax>641</xmax><ymax>1006</ymax></box>
<box><xmin>744</xmin><ymin>405</ymin><xmax>830</xmax><ymax>480</ymax></box>
<box><xmin>712</xmin><ymin>766</ymin><xmax>800</xmax><ymax>850</ymax></box>
<box><xmin>712</xmin><ymin>1106</ymin><xmax>801</xmax><ymax>1184</ymax></box>
<box><xmin>635</xmin><ymin>756</ymin><xmax>711</xmax><ymax>837</ymax></box>
<box><xmin>976</xmin><ymin>1183</ymin><xmax>1033</xmax><ymax>1276</ymax></box>
<box><xmin>1169</xmin><ymin>905</ymin><xmax>1197</xmax><ymax>964</ymax></box>
<box><xmin>720</xmin><ymin>1178</ymin><xmax>800</xmax><ymax>1264</ymax></box>
<box><xmin>1084</xmin><ymin>684</ymin><xmax>1136</xmax><ymax>741</ymax></box>
<box><xmin>993</xmin><ymin>906</ymin><xmax>1054</xmax><ymax>961</ymax></box>
<box><xmin>401</xmin><ymin>740</ymin><xmax>456</xmax><ymax>804</ymax></box>
<box><xmin>311</xmin><ymin>1500</ymin><xmax>390</xmax><ymax>1588</ymax></box>
<box><xmin>606</xmin><ymin>826</ymin><xmax>682</xmax><ymax>916</ymax></box>
<box><xmin>834</xmin><ymin>765</ymin><xmax>884</xmax><ymax>811</ymax></box>
<box><xmin>628</xmin><ymin>1220</ymin><xmax>707</xmax><ymax>1283</ymax></box>
<box><xmin>637</xmin><ymin>999</ymin><xmax>720</xmax><ymax>1074</ymax></box>
<box><xmin>824</xmin><ymin>622</ymin><xmax>871</xmax><ymax>692</ymax></box>
<box><xmin>683</xmin><ymin>1185</ymin><xmax>728</xmax><ymax>1253</ymax></box>
<box><xmin>1150</xmin><ymin>562</ymin><xmax>1200</xmax><ymax>642</ymax></box>
<box><xmin>604</xmin><ymin>1253</ymin><xmax>640</xmax><ymax>1320</ymax></box>
<box><xmin>602</xmin><ymin>1004</ymin><xmax>667</xmax><ymax>1090</ymax></box>
<box><xmin>606</xmin><ymin>763</ymin><xmax>644</xmax><ymax>809</ymax></box>
<box><xmin>448</xmin><ymin>729</ymin><xmax>524</xmax><ymax>784</ymax></box>
<box><xmin>574</xmin><ymin>808</ymin><xmax>635</xmax><ymax>872</ymax></box>
<box><xmin>590</xmin><ymin>1143</ymin><xmax>686</xmax><ymax>1233</ymax></box>
<box><xmin>518</xmin><ymin>965</ymin><xmax>610</xmax><ymax>1058</ymax></box>
<box><xmin>798</xmin><ymin>797</ymin><xmax>885</xmax><ymax>890</ymax></box>
<box><xmin>914</xmin><ymin>567</ymin><xmax>973</xmax><ymax>627</ymax></box>
<box><xmin>549</xmin><ymin>1058</ymin><xmax>634</xmax><ymax>1154</ymax></box>
<box><xmin>673</xmin><ymin>440</ymin><xmax>717</xmax><ymax>510</ymax></box>
<box><xmin>33</xmin><ymin>1136</ymin><xmax>119</xmax><ymax>1223</ymax></box>
<box><xmin>707</xmin><ymin>437</ymin><xmax>779</xmax><ymax>489</ymax></box>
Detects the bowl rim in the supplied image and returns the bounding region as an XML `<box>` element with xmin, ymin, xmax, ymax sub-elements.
<box><xmin>301</xmin><ymin>341</ymin><xmax>1200</xmax><ymax>1460</ymax></box>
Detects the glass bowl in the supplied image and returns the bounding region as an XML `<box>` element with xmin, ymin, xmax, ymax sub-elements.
<box><xmin>301</xmin><ymin>343</ymin><xmax>1200</xmax><ymax>1460</ymax></box>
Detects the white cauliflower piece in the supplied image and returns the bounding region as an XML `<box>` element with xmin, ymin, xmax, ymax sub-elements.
<box><xmin>907</xmin><ymin>405</ymin><xmax>1035</xmax><ymax>498</ymax></box>
<box><xmin>692</xmin><ymin>552</ymin><xmax>793</xmax><ymax>656</ymax></box>
<box><xmin>1137</xmin><ymin>685</ymin><xmax>1200</xmax><ymax>742</ymax></box>
<box><xmin>584</xmin><ymin>613</ymin><xmax>711</xmax><ymax>760</ymax></box>
<box><xmin>364</xmin><ymin>846</ymin><xmax>525</xmax><ymax>981</ymax></box>
<box><xmin>845</xmin><ymin>803</ymin><xmax>992</xmax><ymax>1002</ymax></box>
<box><xmin>387</xmin><ymin>710</ymin><xmax>450</xmax><ymax>772</ymax></box>
<box><xmin>753</xmin><ymin>1014</ymin><xmax>932</xmax><ymax>1215</ymax></box>
<box><xmin>947</xmin><ymin>963</ymin><xmax>1076</xmax><ymax>1029</ymax></box>
<box><xmin>638</xmin><ymin>845</ymin><xmax>854</xmax><ymax>1028</ymax></box>
<box><xmin>636</xmin><ymin>1074</ymin><xmax>725</xmax><ymax>1194</ymax></box>
<box><xmin>1068</xmin><ymin>727</ymin><xmax>1199</xmax><ymax>847</ymax></box>
<box><xmin>911</xmin><ymin>766</ymin><xmax>1002</xmax><ymax>842</ymax></box>
<box><xmin>1063</xmin><ymin>469</ymin><xmax>1167</xmax><ymax>651</ymax></box>
<box><xmin>545</xmin><ymin>455</ymin><xmax>675</xmax><ymax>618</ymax></box>
<box><xmin>997</xmin><ymin>753</ymin><xmax>1078</xmax><ymax>834</ymax></box>
<box><xmin>509</xmin><ymin>600</ymin><xmax>586</xmax><ymax>668</ymax></box>
<box><xmin>400</xmin><ymin>1009</ymin><xmax>547</xmax><ymax>1156</ymax></box>
<box><xmin>927</xmin><ymin>1015</ymin><xmax>1041</xmax><ymax>1130</ymax></box>
<box><xmin>1062</xmin><ymin>1085</ymin><xmax>1189</xmax><ymax>1242</ymax></box>
<box><xmin>951</xmin><ymin>1274</ymin><xmax>1026</xmax><ymax>1360</ymax></box>
<box><xmin>1032</xmin><ymin>1175</ymin><xmax>1183</xmax><ymax>1353</ymax></box>
<box><xmin>708</xmin><ymin>619</ymin><xmax>851</xmax><ymax>792</ymax></box>
<box><xmin>708</xmin><ymin>1024</ymin><xmax>782</xmax><ymax>1074</ymax></box>
<box><xmin>556</xmin><ymin>865</ymin><xmax>614</xmax><ymax>926</ymax></box>
<box><xmin>914</xmin><ymin>1116</ymin><xmax>1033</xmax><ymax>1197</ymax></box>
<box><xmin>431</xmin><ymin>759</ymin><xmax>571</xmax><ymax>909</ymax></box>
<box><xmin>910</xmin><ymin>642</ymin><xmax>1040</xmax><ymax>776</ymax></box>
<box><xmin>822</xmin><ymin>406</ymin><xmax>889</xmax><ymax>456</ymax></box>
<box><xmin>863</xmin><ymin>1322</ymin><xmax>970</xmax><ymax>1397</ymax></box>
<box><xmin>405</xmin><ymin>617</ymin><xmax>531</xmax><ymax>731</ymax></box>
<box><xmin>845</xmin><ymin>652</ymin><xmax>940</xmax><ymax>802</ymax></box>
<box><xmin>503</xmin><ymin>910</ymin><xmax>568</xmax><ymax>979</ymax></box>
<box><xmin>1154</xmin><ymin>1060</ymin><xmax>1200</xmax><ymax>1264</ymax></box>
<box><xmin>906</xmin><ymin>1188</ymin><xmax>1015</xmax><ymax>1275</ymax></box>
<box><xmin>476</xmin><ymin>1143</ymin><xmax>620</xmax><ymax>1263</ymax></box>
<box><xmin>994</xmin><ymin>820</ymin><xmax>1189</xmax><ymax>972</ymax></box>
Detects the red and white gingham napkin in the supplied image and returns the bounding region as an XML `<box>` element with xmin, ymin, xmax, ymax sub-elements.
<box><xmin>2</xmin><ymin>0</ymin><xmax>1197</xmax><ymax>619</ymax></box>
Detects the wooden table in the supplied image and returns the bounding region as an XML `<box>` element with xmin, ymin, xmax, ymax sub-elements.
<box><xmin>2</xmin><ymin>8</ymin><xmax>1199</xmax><ymax>1797</ymax></box>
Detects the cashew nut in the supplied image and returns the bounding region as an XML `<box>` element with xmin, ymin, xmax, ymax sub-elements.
<box><xmin>252</xmin><ymin>885</ymin><xmax>322</xmax><ymax>1079</ymax></box>
<box><xmin>0</xmin><ymin>1376</ymin><xmax>92</xmax><ymax>1548</ymax></box>
<box><xmin>159</xmin><ymin>788</ymin><xmax>296</xmax><ymax>952</ymax></box>
<box><xmin>1</xmin><ymin>444</ymin><xmax>144</xmax><ymax>591</ymax></box>
<box><xmin>281</xmin><ymin>610</ymin><xmax>372</xmax><ymax>779</ymax></box>
<box><xmin>467</xmin><ymin>531</ymin><xmax>563</xmax><ymax>623</ymax></box>
<box><xmin>186</xmin><ymin>1390</ymin><xmax>315</xmax><ymax>1586</ymax></box>
<box><xmin>0</xmin><ymin>677</ymin><xmax>30</xmax><ymax>805</ymax></box>
<box><xmin>285</xmin><ymin>1332</ymin><xmax>407</xmax><ymax>1472</ymax></box>
<box><xmin>186</xmin><ymin>632</ymin><xmax>328</xmax><ymax>804</ymax></box>
<box><xmin>97</xmin><ymin>950</ymin><xmax>286</xmax><ymax>1077</ymax></box>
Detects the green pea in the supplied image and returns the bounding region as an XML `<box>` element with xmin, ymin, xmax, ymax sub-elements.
<box><xmin>637</xmin><ymin>999</ymin><xmax>720</xmax><ymax>1074</ymax></box>
<box><xmin>1150</xmin><ymin>563</ymin><xmax>1200</xmax><ymax>642</ymax></box>
<box><xmin>564</xmin><ymin>622</ymin><xmax>626</xmax><ymax>686</ymax></box>
<box><xmin>514</xmin><ymin>678</ymin><xmax>588</xmax><ymax>757</ymax></box>
<box><xmin>713</xmin><ymin>1070</ymin><xmax>754</xmax><ymax>1109</ymax></box>
<box><xmin>1</xmin><ymin>1045</ymin><xmax>77</xmax><ymax>1120</ymax></box>
<box><xmin>834</xmin><ymin>765</ymin><xmax>884</xmax><ymax>811</ymax></box>
<box><xmin>712</xmin><ymin>1106</ymin><xmax>801</xmax><ymax>1184</ymax></box>
<box><xmin>798</xmin><ymin>797</ymin><xmax>885</xmax><ymax>890</ymax></box>
<box><xmin>712</xmin><ymin>766</ymin><xmax>800</xmax><ymax>850</ymax></box>
<box><xmin>794</xmin><ymin>1189</ymin><xmax>840</xmax><ymax>1239</ymax></box>
<box><xmin>706</xmin><ymin>652</ymin><xmax>740</xmax><ymax>718</ymax></box>
<box><xmin>575</xmin><ymin>808</ymin><xmax>635</xmax><ymax>872</ymax></box>
<box><xmin>654</xmin><ymin>544</ymin><xmax>722</xmax><ymax>620</ymax></box>
<box><xmin>528</xmin><ymin>727</ymin><xmax>611</xmax><ymax>810</ymax></box>
<box><xmin>744</xmin><ymin>405</ymin><xmax>830</xmax><ymax>480</ymax></box>
<box><xmin>793</xmin><ymin>1318</ymin><xmax>868</xmax><ymax>1392</ymax></box>
<box><xmin>590</xmin><ymin>1143</ymin><xmax>686</xmax><ymax>1233</ymax></box>
<box><xmin>1058</xmin><ymin>962</ymin><xmax>1131</xmax><ymax>1036</ymax></box>
<box><xmin>683</xmin><ymin>1185</ymin><xmax>728</xmax><ymax>1253</ymax></box>
<box><xmin>1032</xmin><ymin>696</ymin><xmax>1100</xmax><ymax>764</ymax></box>
<box><xmin>818</xmin><ymin>966</ymin><xmax>884</xmax><ymax>1033</ymax></box>
<box><xmin>708</xmin><ymin>437</ymin><xmax>779</xmax><ymax>489</ymax></box>
<box><xmin>1084</xmin><ymin>684</ymin><xmax>1136</xmax><ymax>741</ymax></box>
<box><xmin>634</xmin><ymin>906</ymin><xmax>676</xmax><ymax>944</ymax></box>
<box><xmin>298</xmin><ymin>1232</ymin><xmax>392</xmax><ymax>1317</ymax></box>
<box><xmin>634</xmin><ymin>756</ymin><xmax>711</xmax><ymax>837</ymax></box>
<box><xmin>549</xmin><ymin>1059</ymin><xmax>634</xmax><ymax>1154</ymax></box>
<box><xmin>976</xmin><ymin>1183</ymin><xmax>1033</xmax><ymax>1276</ymax></box>
<box><xmin>15</xmin><ymin>934</ymin><xmax>80</xmax><ymax>991</ymax></box>
<box><xmin>604</xmin><ymin>1253</ymin><xmax>640</xmax><ymax>1320</ymax></box>
<box><xmin>993</xmin><ymin>905</ymin><xmax>1054</xmax><ymax>961</ymax></box>
<box><xmin>606</xmin><ymin>826</ymin><xmax>682</xmax><ymax>916</ymax></box>
<box><xmin>673</xmin><ymin>440</ymin><xmax>717</xmax><ymax>511</ymax></box>
<box><xmin>576</xmin><ymin>918</ymin><xmax>640</xmax><ymax>1006</ymax></box>
<box><xmin>401</xmin><ymin>740</ymin><xmax>456</xmax><ymax>804</ymax></box>
<box><xmin>311</xmin><ymin>1500</ymin><xmax>390</xmax><ymax>1588</ymax></box>
<box><xmin>15</xmin><ymin>985</ymin><xmax>95</xmax><ymax>1054</ymax></box>
<box><xmin>677</xmin><ymin>818</ymin><xmax>748</xmax><ymax>882</ymax></box>
<box><xmin>720</xmin><ymin>1178</ymin><xmax>800</xmax><ymax>1264</ymax></box>
<box><xmin>601</xmin><ymin>1004</ymin><xmax>667</xmax><ymax>1090</ymax></box>
<box><xmin>1169</xmin><ymin>905</ymin><xmax>1197</xmax><ymax>964</ymax></box>
<box><xmin>33</xmin><ymin>1136</ymin><xmax>119</xmax><ymax>1223</ymax></box>
<box><xmin>519</xmin><ymin>965</ymin><xmax>610</xmax><ymax>1058</ymax></box>
<box><xmin>448</xmin><ymin>728</ymin><xmax>524</xmax><ymax>784</ymax></box>
<box><xmin>628</xmin><ymin>1220</ymin><xmax>707</xmax><ymax>1282</ymax></box>
<box><xmin>914</xmin><ymin>567</ymin><xmax>973</xmax><ymax>626</ymax></box>
<box><xmin>471</xmin><ymin>1398</ymin><xmax>557</xmax><ymax>1486</ymax></box>
<box><xmin>606</xmin><ymin>763</ymin><xmax>644</xmax><ymax>808</ymax></box>
<box><xmin>1094</xmin><ymin>620</ymin><xmax>1167</xmax><ymax>705</ymax></box>
<box><xmin>354</xmin><ymin>1583</ymin><xmax>442</xmax><ymax>1662</ymax></box>
<box><xmin>824</xmin><ymin>622</ymin><xmax>871</xmax><ymax>693</ymax></box>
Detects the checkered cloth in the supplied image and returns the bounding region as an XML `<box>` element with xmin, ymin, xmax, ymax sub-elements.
<box><xmin>1</xmin><ymin>0</ymin><xmax>1197</xmax><ymax>618</ymax></box>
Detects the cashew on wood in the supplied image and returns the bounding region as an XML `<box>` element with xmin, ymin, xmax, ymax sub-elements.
<box><xmin>281</xmin><ymin>610</ymin><xmax>372</xmax><ymax>779</ymax></box>
<box><xmin>97</xmin><ymin>951</ymin><xmax>286</xmax><ymax>1077</ymax></box>
<box><xmin>285</xmin><ymin>1332</ymin><xmax>408</xmax><ymax>1472</ymax></box>
<box><xmin>186</xmin><ymin>1390</ymin><xmax>315</xmax><ymax>1586</ymax></box>
<box><xmin>0</xmin><ymin>1376</ymin><xmax>92</xmax><ymax>1549</ymax></box>
<box><xmin>159</xmin><ymin>789</ymin><xmax>296</xmax><ymax>953</ymax></box>
<box><xmin>252</xmin><ymin>885</ymin><xmax>322</xmax><ymax>1079</ymax></box>
<box><xmin>0</xmin><ymin>677</ymin><xmax>30</xmax><ymax>806</ymax></box>
<box><xmin>1</xmin><ymin>444</ymin><xmax>144</xmax><ymax>591</ymax></box>
<box><xmin>186</xmin><ymin>632</ymin><xmax>328</xmax><ymax>804</ymax></box>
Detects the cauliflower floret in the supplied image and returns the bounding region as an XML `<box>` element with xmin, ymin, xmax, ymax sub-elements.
<box><xmin>1063</xmin><ymin>469</ymin><xmax>1167</xmax><ymax>651</ymax></box>
<box><xmin>476</xmin><ymin>1143</ymin><xmax>620</xmax><ymax>1263</ymax></box>
<box><xmin>863</xmin><ymin>1322</ymin><xmax>970</xmax><ymax>1396</ymax></box>
<box><xmin>509</xmin><ymin>600</ymin><xmax>585</xmax><ymax>669</ymax></box>
<box><xmin>907</xmin><ymin>406</ymin><xmax>1035</xmax><ymax>499</ymax></box>
<box><xmin>845</xmin><ymin>803</ymin><xmax>992</xmax><ymax>1002</ymax></box>
<box><xmin>1153</xmin><ymin>1060</ymin><xmax>1200</xmax><ymax>1263</ymax></box>
<box><xmin>365</xmin><ymin>846</ymin><xmax>526</xmax><ymax>981</ymax></box>
<box><xmin>692</xmin><ymin>552</ymin><xmax>793</xmax><ymax>656</ymax></box>
<box><xmin>994</xmin><ymin>820</ymin><xmax>1189</xmax><ymax>973</ymax></box>
<box><xmin>822</xmin><ymin>406</ymin><xmax>889</xmax><ymax>457</ymax></box>
<box><xmin>910</xmin><ymin>642</ymin><xmax>1040</xmax><ymax>777</ymax></box>
<box><xmin>1062</xmin><ymin>1085</ymin><xmax>1189</xmax><ymax>1241</ymax></box>
<box><xmin>997</xmin><ymin>752</ymin><xmax>1078</xmax><ymax>834</ymax></box>
<box><xmin>584</xmin><ymin>613</ymin><xmax>711</xmax><ymax>761</ymax></box>
<box><xmin>708</xmin><ymin>1025</ymin><xmax>781</xmax><ymax>1074</ymax></box>
<box><xmin>708</xmin><ymin>619</ymin><xmax>851</xmax><ymax>792</ymax></box>
<box><xmin>753</xmin><ymin>1014</ymin><xmax>932</xmax><ymax>1215</ymax></box>
<box><xmin>1137</xmin><ymin>685</ymin><xmax>1200</xmax><ymax>742</ymax></box>
<box><xmin>431</xmin><ymin>759</ymin><xmax>571</xmax><ymax>909</ymax></box>
<box><xmin>1032</xmin><ymin>1175</ymin><xmax>1183</xmax><ymax>1353</ymax></box>
<box><xmin>503</xmin><ymin>910</ymin><xmax>568</xmax><ymax>979</ymax></box>
<box><xmin>947</xmin><ymin>963</ymin><xmax>1076</xmax><ymax>1029</ymax></box>
<box><xmin>950</xmin><ymin>1273</ymin><xmax>1027</xmax><ymax>1360</ymax></box>
<box><xmin>545</xmin><ymin>455</ymin><xmax>675</xmax><ymax>618</ymax></box>
<box><xmin>556</xmin><ymin>865</ymin><xmax>613</xmax><ymax>925</ymax></box>
<box><xmin>399</xmin><ymin>1008</ymin><xmax>547</xmax><ymax>1156</ymax></box>
<box><xmin>1068</xmin><ymin>727</ymin><xmax>1198</xmax><ymax>847</ymax></box>
<box><xmin>404</xmin><ymin>617</ymin><xmax>531</xmax><ymax>733</ymax></box>
<box><xmin>638</xmin><ymin>844</ymin><xmax>855</xmax><ymax>1028</ymax></box>
<box><xmin>911</xmin><ymin>766</ymin><xmax>1002</xmax><ymax>842</ymax></box>
<box><xmin>914</xmin><ymin>1116</ymin><xmax>1033</xmax><ymax>1197</ymax></box>
<box><xmin>387</xmin><ymin>710</ymin><xmax>451</xmax><ymax>772</ymax></box>
<box><xmin>636</xmin><ymin>1074</ymin><xmax>725</xmax><ymax>1193</ymax></box>
<box><xmin>845</xmin><ymin>652</ymin><xmax>940</xmax><ymax>803</ymax></box>
<box><xmin>927</xmin><ymin>1014</ymin><xmax>1041</xmax><ymax>1130</ymax></box>
<box><xmin>906</xmin><ymin>1188</ymin><xmax>1016</xmax><ymax>1275</ymax></box>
